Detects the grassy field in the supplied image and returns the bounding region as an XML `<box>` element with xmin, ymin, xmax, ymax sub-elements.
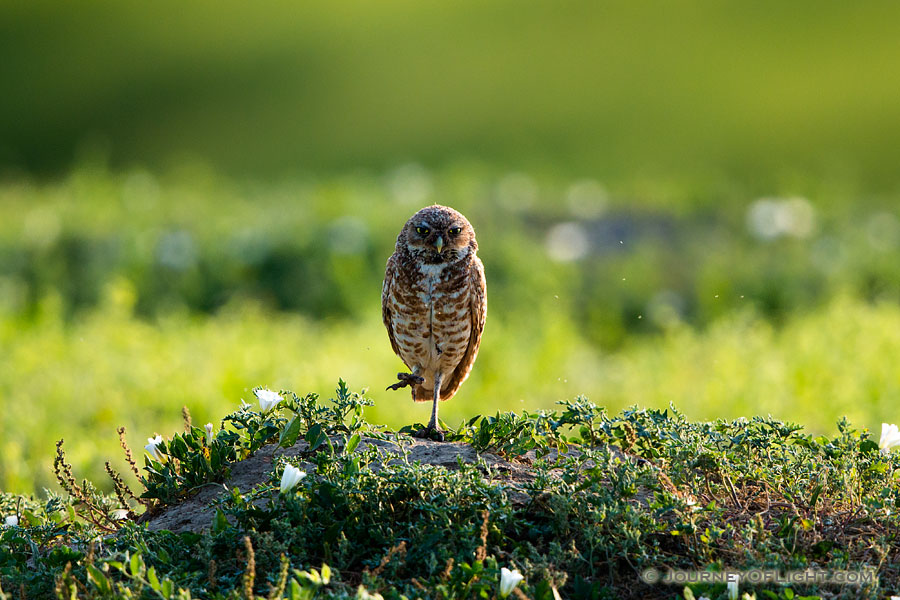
<box><xmin>3</xmin><ymin>168</ymin><xmax>900</xmax><ymax>495</ymax></box>
<box><xmin>5</xmin><ymin>290</ymin><xmax>900</xmax><ymax>496</ymax></box>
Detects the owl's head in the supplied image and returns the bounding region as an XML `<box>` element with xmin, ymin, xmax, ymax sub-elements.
<box><xmin>400</xmin><ymin>205</ymin><xmax>477</xmax><ymax>265</ymax></box>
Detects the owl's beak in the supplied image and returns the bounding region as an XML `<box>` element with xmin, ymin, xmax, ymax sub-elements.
<box><xmin>435</xmin><ymin>236</ymin><xmax>445</xmax><ymax>254</ymax></box>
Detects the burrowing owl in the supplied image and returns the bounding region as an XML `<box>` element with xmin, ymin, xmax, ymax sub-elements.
<box><xmin>382</xmin><ymin>205</ymin><xmax>487</xmax><ymax>440</ymax></box>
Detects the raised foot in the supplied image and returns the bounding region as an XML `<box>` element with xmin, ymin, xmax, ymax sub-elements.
<box><xmin>386</xmin><ymin>372</ymin><xmax>425</xmax><ymax>391</ymax></box>
<box><xmin>413</xmin><ymin>427</ymin><xmax>445</xmax><ymax>442</ymax></box>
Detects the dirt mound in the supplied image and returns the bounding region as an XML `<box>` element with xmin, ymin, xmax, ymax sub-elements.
<box><xmin>142</xmin><ymin>436</ymin><xmax>638</xmax><ymax>533</ymax></box>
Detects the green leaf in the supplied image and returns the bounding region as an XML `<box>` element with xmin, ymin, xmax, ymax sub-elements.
<box><xmin>298</xmin><ymin>569</ymin><xmax>321</xmax><ymax>585</ymax></box>
<box><xmin>86</xmin><ymin>564</ymin><xmax>111</xmax><ymax>593</ymax></box>
<box><xmin>808</xmin><ymin>484</ymin><xmax>822</xmax><ymax>508</ymax></box>
<box><xmin>306</xmin><ymin>423</ymin><xmax>327</xmax><ymax>452</ymax></box>
<box><xmin>811</xmin><ymin>540</ymin><xmax>834</xmax><ymax>557</ymax></box>
<box><xmin>288</xmin><ymin>579</ymin><xmax>303</xmax><ymax>600</ymax></box>
<box><xmin>148</xmin><ymin>567</ymin><xmax>161</xmax><ymax>591</ymax></box>
<box><xmin>280</xmin><ymin>417</ymin><xmax>304</xmax><ymax>448</ymax></box>
<box><xmin>107</xmin><ymin>560</ymin><xmax>125</xmax><ymax>572</ymax></box>
<box><xmin>345</xmin><ymin>432</ymin><xmax>361</xmax><ymax>454</ymax></box>
<box><xmin>130</xmin><ymin>552</ymin><xmax>145</xmax><ymax>577</ymax></box>
<box><xmin>170</xmin><ymin>436</ymin><xmax>190</xmax><ymax>456</ymax></box>
<box><xmin>343</xmin><ymin>456</ymin><xmax>360</xmax><ymax>477</ymax></box>
<box><xmin>212</xmin><ymin>509</ymin><xmax>229</xmax><ymax>534</ymax></box>
<box><xmin>859</xmin><ymin>439</ymin><xmax>879</xmax><ymax>453</ymax></box>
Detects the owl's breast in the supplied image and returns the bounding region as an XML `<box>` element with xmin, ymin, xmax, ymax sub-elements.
<box><xmin>390</xmin><ymin>262</ymin><xmax>471</xmax><ymax>372</ymax></box>
<box><xmin>425</xmin><ymin>270</ymin><xmax>473</xmax><ymax>367</ymax></box>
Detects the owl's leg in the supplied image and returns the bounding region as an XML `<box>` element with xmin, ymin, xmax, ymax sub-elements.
<box><xmin>419</xmin><ymin>372</ymin><xmax>445</xmax><ymax>442</ymax></box>
<box><xmin>386</xmin><ymin>368</ymin><xmax>425</xmax><ymax>391</ymax></box>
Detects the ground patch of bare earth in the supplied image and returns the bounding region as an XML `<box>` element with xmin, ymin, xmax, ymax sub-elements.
<box><xmin>142</xmin><ymin>436</ymin><xmax>643</xmax><ymax>534</ymax></box>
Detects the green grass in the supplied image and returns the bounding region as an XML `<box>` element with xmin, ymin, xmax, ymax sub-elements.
<box><xmin>4</xmin><ymin>293</ymin><xmax>900</xmax><ymax>497</ymax></box>
<box><xmin>2</xmin><ymin>167</ymin><xmax>900</xmax><ymax>496</ymax></box>
<box><xmin>4</xmin><ymin>165</ymin><xmax>900</xmax><ymax>342</ymax></box>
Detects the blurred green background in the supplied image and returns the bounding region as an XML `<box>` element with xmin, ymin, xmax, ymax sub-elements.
<box><xmin>3</xmin><ymin>0</ymin><xmax>900</xmax><ymax>495</ymax></box>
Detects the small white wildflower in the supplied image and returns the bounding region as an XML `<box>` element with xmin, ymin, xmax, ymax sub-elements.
<box><xmin>499</xmin><ymin>567</ymin><xmax>524</xmax><ymax>598</ymax></box>
<box><xmin>698</xmin><ymin>596</ymin><xmax>711</xmax><ymax>600</ymax></box>
<box><xmin>280</xmin><ymin>464</ymin><xmax>306</xmax><ymax>494</ymax></box>
<box><xmin>254</xmin><ymin>388</ymin><xmax>283</xmax><ymax>413</ymax></box>
<box><xmin>204</xmin><ymin>423</ymin><xmax>214</xmax><ymax>445</ymax></box>
<box><xmin>727</xmin><ymin>573</ymin><xmax>739</xmax><ymax>600</ymax></box>
<box><xmin>240</xmin><ymin>399</ymin><xmax>251</xmax><ymax>410</ymax></box>
<box><xmin>880</xmin><ymin>423</ymin><xmax>900</xmax><ymax>454</ymax></box>
<box><xmin>145</xmin><ymin>435</ymin><xmax>164</xmax><ymax>461</ymax></box>
<box><xmin>4</xmin><ymin>515</ymin><xmax>18</xmax><ymax>527</ymax></box>
<box><xmin>111</xmin><ymin>509</ymin><xmax>129</xmax><ymax>520</ymax></box>
<box><xmin>355</xmin><ymin>585</ymin><xmax>384</xmax><ymax>600</ymax></box>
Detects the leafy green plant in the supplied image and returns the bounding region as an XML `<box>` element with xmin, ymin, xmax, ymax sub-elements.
<box><xmin>4</xmin><ymin>384</ymin><xmax>900</xmax><ymax>599</ymax></box>
<box><xmin>141</xmin><ymin>381</ymin><xmax>376</xmax><ymax>504</ymax></box>
<box><xmin>142</xmin><ymin>426</ymin><xmax>241</xmax><ymax>503</ymax></box>
<box><xmin>278</xmin><ymin>380</ymin><xmax>376</xmax><ymax>450</ymax></box>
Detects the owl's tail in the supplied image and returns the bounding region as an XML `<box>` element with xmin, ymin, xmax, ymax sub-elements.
<box><xmin>411</xmin><ymin>386</ymin><xmax>429</xmax><ymax>403</ymax></box>
<box><xmin>411</xmin><ymin>383</ymin><xmax>453</xmax><ymax>402</ymax></box>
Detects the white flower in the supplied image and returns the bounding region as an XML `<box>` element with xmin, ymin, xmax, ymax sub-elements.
<box><xmin>698</xmin><ymin>597</ymin><xmax>710</xmax><ymax>600</ymax></box>
<box><xmin>204</xmin><ymin>423</ymin><xmax>214</xmax><ymax>445</ymax></box>
<box><xmin>355</xmin><ymin>586</ymin><xmax>384</xmax><ymax>600</ymax></box>
<box><xmin>4</xmin><ymin>515</ymin><xmax>18</xmax><ymax>527</ymax></box>
<box><xmin>111</xmin><ymin>509</ymin><xmax>130</xmax><ymax>520</ymax></box>
<box><xmin>499</xmin><ymin>567</ymin><xmax>524</xmax><ymax>598</ymax></box>
<box><xmin>254</xmin><ymin>388</ymin><xmax>283</xmax><ymax>413</ymax></box>
<box><xmin>145</xmin><ymin>435</ymin><xmax>164</xmax><ymax>461</ymax></box>
<box><xmin>727</xmin><ymin>573</ymin><xmax>739</xmax><ymax>600</ymax></box>
<box><xmin>880</xmin><ymin>423</ymin><xmax>900</xmax><ymax>454</ymax></box>
<box><xmin>280</xmin><ymin>464</ymin><xmax>306</xmax><ymax>494</ymax></box>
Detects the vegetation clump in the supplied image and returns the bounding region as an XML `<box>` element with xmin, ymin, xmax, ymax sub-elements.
<box><xmin>1</xmin><ymin>381</ymin><xmax>899</xmax><ymax>599</ymax></box>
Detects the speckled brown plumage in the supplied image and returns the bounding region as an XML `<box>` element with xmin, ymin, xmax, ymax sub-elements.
<box><xmin>382</xmin><ymin>205</ymin><xmax>487</xmax><ymax>438</ymax></box>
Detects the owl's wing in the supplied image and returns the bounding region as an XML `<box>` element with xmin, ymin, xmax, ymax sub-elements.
<box><xmin>442</xmin><ymin>257</ymin><xmax>487</xmax><ymax>399</ymax></box>
<box><xmin>381</xmin><ymin>253</ymin><xmax>403</xmax><ymax>357</ymax></box>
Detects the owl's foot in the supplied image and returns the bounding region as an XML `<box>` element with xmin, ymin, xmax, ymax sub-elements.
<box><xmin>386</xmin><ymin>372</ymin><xmax>425</xmax><ymax>391</ymax></box>
<box><xmin>413</xmin><ymin>426</ymin><xmax>445</xmax><ymax>442</ymax></box>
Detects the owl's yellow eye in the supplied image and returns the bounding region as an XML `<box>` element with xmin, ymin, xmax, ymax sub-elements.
<box><xmin>416</xmin><ymin>226</ymin><xmax>430</xmax><ymax>235</ymax></box>
<box><xmin>449</xmin><ymin>227</ymin><xmax>462</xmax><ymax>235</ymax></box>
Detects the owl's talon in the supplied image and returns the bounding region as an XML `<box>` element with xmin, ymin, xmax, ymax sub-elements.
<box><xmin>386</xmin><ymin>372</ymin><xmax>425</xmax><ymax>391</ymax></box>
<box><xmin>413</xmin><ymin>427</ymin><xmax>445</xmax><ymax>442</ymax></box>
